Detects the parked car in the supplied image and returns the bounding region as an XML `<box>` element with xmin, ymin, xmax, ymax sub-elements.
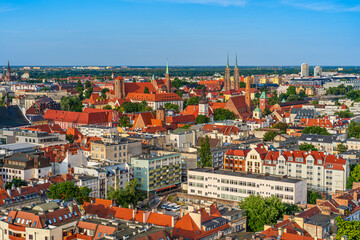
<box><xmin>172</xmin><ymin>205</ymin><xmax>181</xmax><ymax>212</ymax></box>
<box><xmin>166</xmin><ymin>203</ymin><xmax>176</xmax><ymax>211</ymax></box>
<box><xmin>161</xmin><ymin>202</ymin><xmax>170</xmax><ymax>209</ymax></box>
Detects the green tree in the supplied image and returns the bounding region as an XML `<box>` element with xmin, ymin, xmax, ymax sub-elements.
<box><xmin>198</xmin><ymin>136</ymin><xmax>212</xmax><ymax>167</ymax></box>
<box><xmin>84</xmin><ymin>87</ymin><xmax>93</xmax><ymax>99</ymax></box>
<box><xmin>307</xmin><ymin>190</ymin><xmax>322</xmax><ymax>204</ymax></box>
<box><xmin>164</xmin><ymin>103</ymin><xmax>180</xmax><ymax>112</ymax></box>
<box><xmin>311</xmin><ymin>100</ymin><xmax>319</xmax><ymax>104</ymax></box>
<box><xmin>180</xmin><ymin>124</ymin><xmax>191</xmax><ymax>129</ymax></box>
<box><xmin>76</xmin><ymin>80</ymin><xmax>84</xmax><ymax>93</ymax></box>
<box><xmin>144</xmin><ymin>87</ymin><xmax>150</xmax><ymax>93</ymax></box>
<box><xmin>239</xmin><ymin>81</ymin><xmax>246</xmax><ymax>88</ymax></box>
<box><xmin>286</xmin><ymin>86</ymin><xmax>296</xmax><ymax>95</ymax></box>
<box><xmin>347</xmin><ymin>164</ymin><xmax>360</xmax><ymax>189</ymax></box>
<box><xmin>336</xmin><ymin>143</ymin><xmax>348</xmax><ymax>153</ymax></box>
<box><xmin>273</xmin><ymin>122</ymin><xmax>288</xmax><ymax>134</ymax></box>
<box><xmin>85</xmin><ymin>80</ymin><xmax>91</xmax><ymax>89</ymax></box>
<box><xmin>336</xmin><ymin>216</ymin><xmax>360</xmax><ymax>240</ymax></box>
<box><xmin>196</xmin><ymin>85</ymin><xmax>205</xmax><ymax>90</ymax></box>
<box><xmin>5</xmin><ymin>178</ymin><xmax>27</xmax><ymax>190</ymax></box>
<box><xmin>263</xmin><ymin>131</ymin><xmax>278</xmax><ymax>141</ymax></box>
<box><xmin>186</xmin><ymin>96</ymin><xmax>200</xmax><ymax>106</ymax></box>
<box><xmin>346</xmin><ymin>89</ymin><xmax>360</xmax><ymax>101</ymax></box>
<box><xmin>348</xmin><ymin>121</ymin><xmax>360</xmax><ymax>138</ymax></box>
<box><xmin>195</xmin><ymin>115</ymin><xmax>210</xmax><ymax>124</ymax></box>
<box><xmin>103</xmin><ymin>105</ymin><xmax>112</xmax><ymax>110</ymax></box>
<box><xmin>107</xmin><ymin>179</ymin><xmax>143</xmax><ymax>208</ymax></box>
<box><xmin>299</xmin><ymin>143</ymin><xmax>318</xmax><ymax>151</ymax></box>
<box><xmin>239</xmin><ymin>195</ymin><xmax>299</xmax><ymax>232</ymax></box>
<box><xmin>48</xmin><ymin>181</ymin><xmax>91</xmax><ymax>204</ymax></box>
<box><xmin>214</xmin><ymin>108</ymin><xmax>236</xmax><ymax>121</ymax></box>
<box><xmin>262</xmin><ymin>108</ymin><xmax>271</xmax><ymax>116</ymax></box>
<box><xmin>100</xmin><ymin>88</ymin><xmax>110</xmax><ymax>98</ymax></box>
<box><xmin>175</xmin><ymin>90</ymin><xmax>183</xmax><ymax>98</ymax></box>
<box><xmin>119</xmin><ymin>116</ymin><xmax>132</xmax><ymax>127</ymax></box>
<box><xmin>302</xmin><ymin>126</ymin><xmax>330</xmax><ymax>135</ymax></box>
<box><xmin>60</xmin><ymin>96</ymin><xmax>83</xmax><ymax>112</ymax></box>
<box><xmin>335</xmin><ymin>109</ymin><xmax>354</xmax><ymax>118</ymax></box>
<box><xmin>66</xmin><ymin>134</ymin><xmax>74</xmax><ymax>143</ymax></box>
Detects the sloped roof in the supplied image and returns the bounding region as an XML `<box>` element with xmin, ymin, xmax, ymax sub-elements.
<box><xmin>0</xmin><ymin>106</ymin><xmax>30</xmax><ymax>128</ymax></box>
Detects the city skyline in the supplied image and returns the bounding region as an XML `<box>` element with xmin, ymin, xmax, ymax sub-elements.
<box><xmin>1</xmin><ymin>0</ymin><xmax>359</xmax><ymax>66</ymax></box>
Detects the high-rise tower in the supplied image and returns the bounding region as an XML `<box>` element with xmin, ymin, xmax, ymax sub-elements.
<box><xmin>314</xmin><ymin>66</ymin><xmax>322</xmax><ymax>77</ymax></box>
<box><xmin>114</xmin><ymin>76</ymin><xmax>125</xmax><ymax>99</ymax></box>
<box><xmin>234</xmin><ymin>54</ymin><xmax>240</xmax><ymax>90</ymax></box>
<box><xmin>165</xmin><ymin>60</ymin><xmax>172</xmax><ymax>93</ymax></box>
<box><xmin>301</xmin><ymin>63</ymin><xmax>309</xmax><ymax>78</ymax></box>
<box><xmin>224</xmin><ymin>54</ymin><xmax>231</xmax><ymax>91</ymax></box>
<box><xmin>245</xmin><ymin>76</ymin><xmax>251</xmax><ymax>112</ymax></box>
<box><xmin>5</xmin><ymin>61</ymin><xmax>11</xmax><ymax>82</ymax></box>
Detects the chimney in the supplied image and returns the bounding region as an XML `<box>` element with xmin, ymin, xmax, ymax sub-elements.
<box><xmin>277</xmin><ymin>228</ymin><xmax>283</xmax><ymax>239</ymax></box>
<box><xmin>171</xmin><ymin>215</ymin><xmax>175</xmax><ymax>227</ymax></box>
<box><xmin>7</xmin><ymin>189</ymin><xmax>11</xmax><ymax>197</ymax></box>
<box><xmin>17</xmin><ymin>187</ymin><xmax>21</xmax><ymax>195</ymax></box>
<box><xmin>354</xmin><ymin>191</ymin><xmax>358</xmax><ymax>201</ymax></box>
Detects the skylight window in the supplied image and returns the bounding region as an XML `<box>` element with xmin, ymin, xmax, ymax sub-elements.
<box><xmin>74</xmin><ymin>211</ymin><xmax>78</xmax><ymax>216</ymax></box>
<box><xmin>53</xmin><ymin>218</ymin><xmax>57</xmax><ymax>223</ymax></box>
<box><xmin>64</xmin><ymin>214</ymin><xmax>68</xmax><ymax>220</ymax></box>
<box><xmin>59</xmin><ymin>216</ymin><xmax>63</xmax><ymax>221</ymax></box>
<box><xmin>33</xmin><ymin>221</ymin><xmax>37</xmax><ymax>228</ymax></box>
<box><xmin>98</xmin><ymin>232</ymin><xmax>102</xmax><ymax>237</ymax></box>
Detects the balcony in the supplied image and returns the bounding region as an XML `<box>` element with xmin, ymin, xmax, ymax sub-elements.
<box><xmin>9</xmin><ymin>235</ymin><xmax>25</xmax><ymax>240</ymax></box>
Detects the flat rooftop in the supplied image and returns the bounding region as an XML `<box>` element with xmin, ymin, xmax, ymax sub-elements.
<box><xmin>189</xmin><ymin>168</ymin><xmax>303</xmax><ymax>183</ymax></box>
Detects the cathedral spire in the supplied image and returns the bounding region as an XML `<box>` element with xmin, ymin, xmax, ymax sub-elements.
<box><xmin>226</xmin><ymin>53</ymin><xmax>229</xmax><ymax>68</ymax></box>
<box><xmin>235</xmin><ymin>53</ymin><xmax>238</xmax><ymax>68</ymax></box>
<box><xmin>166</xmin><ymin>59</ymin><xmax>169</xmax><ymax>74</ymax></box>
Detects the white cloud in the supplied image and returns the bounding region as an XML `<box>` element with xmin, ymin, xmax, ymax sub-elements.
<box><xmin>281</xmin><ymin>0</ymin><xmax>360</xmax><ymax>12</ymax></box>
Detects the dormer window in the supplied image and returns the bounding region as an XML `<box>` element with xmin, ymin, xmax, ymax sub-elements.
<box><xmin>327</xmin><ymin>164</ymin><xmax>333</xmax><ymax>168</ymax></box>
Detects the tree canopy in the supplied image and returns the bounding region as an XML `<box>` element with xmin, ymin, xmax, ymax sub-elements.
<box><xmin>195</xmin><ymin>115</ymin><xmax>210</xmax><ymax>124</ymax></box>
<box><xmin>263</xmin><ymin>131</ymin><xmax>278</xmax><ymax>141</ymax></box>
<box><xmin>198</xmin><ymin>136</ymin><xmax>212</xmax><ymax>167</ymax></box>
<box><xmin>239</xmin><ymin>195</ymin><xmax>299</xmax><ymax>232</ymax></box>
<box><xmin>5</xmin><ymin>178</ymin><xmax>27</xmax><ymax>190</ymax></box>
<box><xmin>348</xmin><ymin>121</ymin><xmax>360</xmax><ymax>138</ymax></box>
<box><xmin>48</xmin><ymin>181</ymin><xmax>91</xmax><ymax>204</ymax></box>
<box><xmin>84</xmin><ymin>87</ymin><xmax>93</xmax><ymax>99</ymax></box>
<box><xmin>347</xmin><ymin>164</ymin><xmax>360</xmax><ymax>189</ymax></box>
<box><xmin>307</xmin><ymin>190</ymin><xmax>322</xmax><ymax>204</ymax></box>
<box><xmin>326</xmin><ymin>84</ymin><xmax>352</xmax><ymax>95</ymax></box>
<box><xmin>186</xmin><ymin>96</ymin><xmax>200</xmax><ymax>106</ymax></box>
<box><xmin>60</xmin><ymin>96</ymin><xmax>83</xmax><ymax>112</ymax></box>
<box><xmin>101</xmin><ymin>88</ymin><xmax>110</xmax><ymax>98</ymax></box>
<box><xmin>299</xmin><ymin>143</ymin><xmax>317</xmax><ymax>151</ymax></box>
<box><xmin>214</xmin><ymin>108</ymin><xmax>236</xmax><ymax>121</ymax></box>
<box><xmin>273</xmin><ymin>122</ymin><xmax>288</xmax><ymax>134</ymax></box>
<box><xmin>302</xmin><ymin>126</ymin><xmax>330</xmax><ymax>135</ymax></box>
<box><xmin>336</xmin><ymin>216</ymin><xmax>360</xmax><ymax>240</ymax></box>
<box><xmin>107</xmin><ymin>179</ymin><xmax>143</xmax><ymax>208</ymax></box>
<box><xmin>120</xmin><ymin>101</ymin><xmax>152</xmax><ymax>113</ymax></box>
<box><xmin>164</xmin><ymin>102</ymin><xmax>180</xmax><ymax>112</ymax></box>
<box><xmin>119</xmin><ymin>116</ymin><xmax>132</xmax><ymax>128</ymax></box>
<box><xmin>336</xmin><ymin>143</ymin><xmax>348</xmax><ymax>153</ymax></box>
<box><xmin>335</xmin><ymin>109</ymin><xmax>354</xmax><ymax>118</ymax></box>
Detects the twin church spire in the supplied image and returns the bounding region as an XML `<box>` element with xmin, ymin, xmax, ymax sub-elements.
<box><xmin>224</xmin><ymin>54</ymin><xmax>240</xmax><ymax>91</ymax></box>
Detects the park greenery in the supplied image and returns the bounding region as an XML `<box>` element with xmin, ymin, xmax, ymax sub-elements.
<box><xmin>198</xmin><ymin>136</ymin><xmax>212</xmax><ymax>167</ymax></box>
<box><xmin>307</xmin><ymin>190</ymin><xmax>322</xmax><ymax>204</ymax></box>
<box><xmin>120</xmin><ymin>101</ymin><xmax>152</xmax><ymax>113</ymax></box>
<box><xmin>263</xmin><ymin>131</ymin><xmax>278</xmax><ymax>142</ymax></box>
<box><xmin>213</xmin><ymin>108</ymin><xmax>236</xmax><ymax>121</ymax></box>
<box><xmin>299</xmin><ymin>143</ymin><xmax>318</xmax><ymax>151</ymax></box>
<box><xmin>346</xmin><ymin>164</ymin><xmax>360</xmax><ymax>189</ymax></box>
<box><xmin>5</xmin><ymin>178</ymin><xmax>27</xmax><ymax>190</ymax></box>
<box><xmin>48</xmin><ymin>181</ymin><xmax>91</xmax><ymax>204</ymax></box>
<box><xmin>107</xmin><ymin>179</ymin><xmax>144</xmax><ymax>208</ymax></box>
<box><xmin>326</xmin><ymin>84</ymin><xmax>352</xmax><ymax>95</ymax></box>
<box><xmin>195</xmin><ymin>115</ymin><xmax>210</xmax><ymax>124</ymax></box>
<box><xmin>239</xmin><ymin>195</ymin><xmax>299</xmax><ymax>232</ymax></box>
<box><xmin>302</xmin><ymin>126</ymin><xmax>330</xmax><ymax>135</ymax></box>
<box><xmin>345</xmin><ymin>89</ymin><xmax>360</xmax><ymax>102</ymax></box>
<box><xmin>60</xmin><ymin>96</ymin><xmax>83</xmax><ymax>112</ymax></box>
<box><xmin>336</xmin><ymin>216</ymin><xmax>360</xmax><ymax>240</ymax></box>
<box><xmin>335</xmin><ymin>109</ymin><xmax>354</xmax><ymax>118</ymax></box>
<box><xmin>348</xmin><ymin>121</ymin><xmax>360</xmax><ymax>138</ymax></box>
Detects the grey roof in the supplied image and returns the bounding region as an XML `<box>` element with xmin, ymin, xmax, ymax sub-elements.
<box><xmin>299</xmin><ymin>134</ymin><xmax>338</xmax><ymax>144</ymax></box>
<box><xmin>190</xmin><ymin>168</ymin><xmax>303</xmax><ymax>183</ymax></box>
<box><xmin>0</xmin><ymin>143</ymin><xmax>38</xmax><ymax>151</ymax></box>
<box><xmin>0</xmin><ymin>106</ymin><xmax>30</xmax><ymax>128</ymax></box>
<box><xmin>304</xmin><ymin>213</ymin><xmax>338</xmax><ymax>228</ymax></box>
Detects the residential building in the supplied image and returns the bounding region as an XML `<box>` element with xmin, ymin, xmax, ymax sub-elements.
<box><xmin>188</xmin><ymin>168</ymin><xmax>307</xmax><ymax>204</ymax></box>
<box><xmin>301</xmin><ymin>63</ymin><xmax>309</xmax><ymax>77</ymax></box>
<box><xmin>90</xmin><ymin>138</ymin><xmax>142</xmax><ymax>163</ymax></box>
<box><xmin>131</xmin><ymin>153</ymin><xmax>182</xmax><ymax>197</ymax></box>
<box><xmin>298</xmin><ymin>134</ymin><xmax>341</xmax><ymax>154</ymax></box>
<box><xmin>224</xmin><ymin>149</ymin><xmax>250</xmax><ymax>171</ymax></box>
<box><xmin>245</xmin><ymin>144</ymin><xmax>268</xmax><ymax>173</ymax></box>
<box><xmin>0</xmin><ymin>202</ymin><xmax>81</xmax><ymax>240</ymax></box>
<box><xmin>202</xmin><ymin>124</ymin><xmax>249</xmax><ymax>145</ymax></box>
<box><xmin>263</xmin><ymin>150</ymin><xmax>349</xmax><ymax>193</ymax></box>
<box><xmin>1</xmin><ymin>150</ymin><xmax>52</xmax><ymax>183</ymax></box>
<box><xmin>77</xmin><ymin>125</ymin><xmax>119</xmax><ymax>137</ymax></box>
<box><xmin>125</xmin><ymin>92</ymin><xmax>184</xmax><ymax>111</ymax></box>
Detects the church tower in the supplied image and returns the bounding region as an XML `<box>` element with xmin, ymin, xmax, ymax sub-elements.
<box><xmin>115</xmin><ymin>76</ymin><xmax>125</xmax><ymax>99</ymax></box>
<box><xmin>5</xmin><ymin>61</ymin><xmax>11</xmax><ymax>82</ymax></box>
<box><xmin>245</xmin><ymin>76</ymin><xmax>251</xmax><ymax>113</ymax></box>
<box><xmin>224</xmin><ymin>54</ymin><xmax>231</xmax><ymax>91</ymax></box>
<box><xmin>234</xmin><ymin>54</ymin><xmax>240</xmax><ymax>90</ymax></box>
<box><xmin>259</xmin><ymin>91</ymin><xmax>269</xmax><ymax>111</ymax></box>
<box><xmin>165</xmin><ymin>61</ymin><xmax>172</xmax><ymax>93</ymax></box>
<box><xmin>198</xmin><ymin>87</ymin><xmax>209</xmax><ymax>116</ymax></box>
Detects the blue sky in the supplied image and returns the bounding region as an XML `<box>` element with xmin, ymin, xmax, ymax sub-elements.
<box><xmin>0</xmin><ymin>0</ymin><xmax>359</xmax><ymax>66</ymax></box>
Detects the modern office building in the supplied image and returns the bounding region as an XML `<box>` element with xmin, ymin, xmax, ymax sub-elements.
<box><xmin>188</xmin><ymin>168</ymin><xmax>307</xmax><ymax>204</ymax></box>
<box><xmin>131</xmin><ymin>153</ymin><xmax>182</xmax><ymax>197</ymax></box>
<box><xmin>301</xmin><ymin>63</ymin><xmax>309</xmax><ymax>77</ymax></box>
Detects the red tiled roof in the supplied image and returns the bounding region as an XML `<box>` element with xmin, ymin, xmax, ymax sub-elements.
<box><xmin>126</xmin><ymin>93</ymin><xmax>182</xmax><ymax>102</ymax></box>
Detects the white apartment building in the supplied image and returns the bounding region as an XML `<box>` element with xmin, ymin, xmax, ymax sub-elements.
<box><xmin>263</xmin><ymin>150</ymin><xmax>349</xmax><ymax>193</ymax></box>
<box><xmin>188</xmin><ymin>168</ymin><xmax>307</xmax><ymax>205</ymax></box>
<box><xmin>77</xmin><ymin>125</ymin><xmax>119</xmax><ymax>137</ymax></box>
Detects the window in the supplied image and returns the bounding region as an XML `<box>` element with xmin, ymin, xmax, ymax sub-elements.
<box><xmin>98</xmin><ymin>232</ymin><xmax>102</xmax><ymax>237</ymax></box>
<box><xmin>64</xmin><ymin>214</ymin><xmax>68</xmax><ymax>220</ymax></box>
<box><xmin>59</xmin><ymin>216</ymin><xmax>63</xmax><ymax>221</ymax></box>
<box><xmin>74</xmin><ymin>211</ymin><xmax>78</xmax><ymax>216</ymax></box>
<box><xmin>29</xmin><ymin>235</ymin><xmax>33</xmax><ymax>240</ymax></box>
<box><xmin>49</xmin><ymin>219</ymin><xmax>52</xmax><ymax>224</ymax></box>
<box><xmin>53</xmin><ymin>218</ymin><xmax>57</xmax><ymax>223</ymax></box>
<box><xmin>33</xmin><ymin>221</ymin><xmax>37</xmax><ymax>227</ymax></box>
